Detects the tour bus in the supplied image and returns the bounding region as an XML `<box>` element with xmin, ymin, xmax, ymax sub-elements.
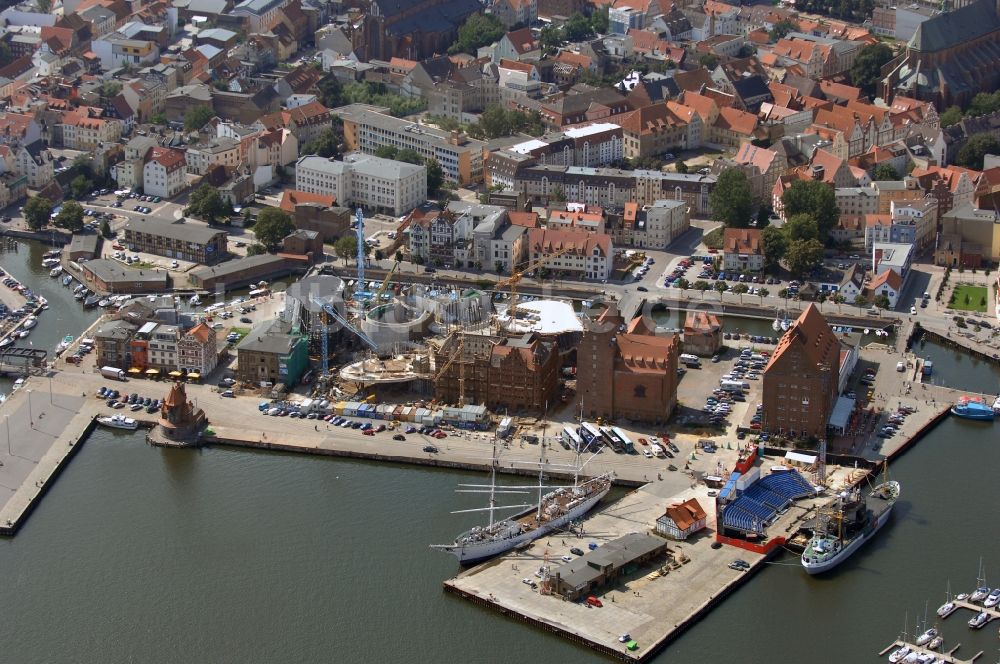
<box><xmin>611</xmin><ymin>427</ymin><xmax>636</xmax><ymax>454</ymax></box>
<box><xmin>579</xmin><ymin>422</ymin><xmax>602</xmax><ymax>450</ymax></box>
<box><xmin>680</xmin><ymin>353</ymin><xmax>701</xmax><ymax>367</ymax></box>
<box><xmin>599</xmin><ymin>426</ymin><xmax>625</xmax><ymax>453</ymax></box>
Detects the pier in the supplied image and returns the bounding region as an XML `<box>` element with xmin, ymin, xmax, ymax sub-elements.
<box><xmin>878</xmin><ymin>640</ymin><xmax>982</xmax><ymax>664</ymax></box>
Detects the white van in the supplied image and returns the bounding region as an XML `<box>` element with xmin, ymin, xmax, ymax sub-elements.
<box><xmin>650</xmin><ymin>443</ymin><xmax>666</xmax><ymax>458</ymax></box>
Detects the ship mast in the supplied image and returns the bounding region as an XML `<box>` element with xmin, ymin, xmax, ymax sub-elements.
<box><xmin>488</xmin><ymin>436</ymin><xmax>497</xmax><ymax>528</ymax></box>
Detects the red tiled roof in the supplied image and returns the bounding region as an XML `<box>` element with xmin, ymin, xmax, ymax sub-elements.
<box><xmin>279</xmin><ymin>189</ymin><xmax>337</xmax><ymax>211</ymax></box>
<box><xmin>663</xmin><ymin>498</ymin><xmax>707</xmax><ymax>531</ymax></box>
<box><xmin>507</xmin><ymin>211</ymin><xmax>539</xmax><ymax>228</ymax></box>
<box><xmin>715</xmin><ymin>106</ymin><xmax>758</xmax><ymax>136</ymax></box>
<box><xmin>723</xmin><ymin>228</ymin><xmax>763</xmax><ymax>255</ymax></box>
<box><xmin>868</xmin><ymin>269</ymin><xmax>902</xmax><ymax>292</ymax></box>
<box><xmin>147</xmin><ymin>146</ymin><xmax>185</xmax><ymax>171</ymax></box>
<box><xmin>527</xmin><ymin>228</ymin><xmax>611</xmax><ymax>258</ymax></box>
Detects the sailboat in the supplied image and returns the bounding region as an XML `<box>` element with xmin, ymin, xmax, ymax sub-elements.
<box><xmin>889</xmin><ymin>613</ymin><xmax>911</xmax><ymax>663</ymax></box>
<box><xmin>970</xmin><ymin>558</ymin><xmax>990</xmax><ymax>602</ymax></box>
<box><xmin>938</xmin><ymin>581</ymin><xmax>955</xmax><ymax>617</ymax></box>
<box><xmin>431</xmin><ymin>439</ymin><xmax>613</xmax><ymax>565</ymax></box>
<box><xmin>772</xmin><ymin>310</ymin><xmax>781</xmax><ymax>332</ymax></box>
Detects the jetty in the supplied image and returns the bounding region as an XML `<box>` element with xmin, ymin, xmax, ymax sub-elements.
<box><xmin>878</xmin><ymin>640</ymin><xmax>982</xmax><ymax>664</ymax></box>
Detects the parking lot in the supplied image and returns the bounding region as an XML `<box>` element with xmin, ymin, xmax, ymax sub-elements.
<box><xmin>660</xmin><ymin>254</ymin><xmax>790</xmax><ymax>295</ymax></box>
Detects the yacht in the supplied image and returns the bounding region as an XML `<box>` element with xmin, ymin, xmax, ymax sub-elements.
<box><xmin>96</xmin><ymin>415</ymin><xmax>139</xmax><ymax>431</ymax></box>
<box><xmin>968</xmin><ymin>611</ymin><xmax>989</xmax><ymax>629</ymax></box>
<box><xmin>936</xmin><ymin>601</ymin><xmax>954</xmax><ymax>617</ymax></box>
<box><xmin>970</xmin><ymin>586</ymin><xmax>990</xmax><ymax>602</ymax></box>
<box><xmin>62</xmin><ymin>275</ymin><xmax>72</xmax><ymax>287</ymax></box>
<box><xmin>22</xmin><ymin>316</ymin><xmax>37</xmax><ymax>329</ymax></box>
<box><xmin>889</xmin><ymin>646</ymin><xmax>911</xmax><ymax>663</ymax></box>
<box><xmin>928</xmin><ymin>636</ymin><xmax>943</xmax><ymax>650</ymax></box>
<box><xmin>983</xmin><ymin>588</ymin><xmax>1000</xmax><ymax>608</ymax></box>
<box><xmin>915</xmin><ymin>627</ymin><xmax>938</xmax><ymax>646</ymax></box>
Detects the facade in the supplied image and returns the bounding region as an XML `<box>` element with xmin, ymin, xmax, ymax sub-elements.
<box><xmin>60</xmin><ymin>110</ymin><xmax>122</xmax><ymax>150</ymax></box>
<box><xmin>722</xmin><ymin>228</ymin><xmax>764</xmax><ymax>272</ymax></box>
<box><xmin>577</xmin><ymin>306</ymin><xmax>680</xmax><ymax>424</ymax></box>
<box><xmin>940</xmin><ymin>204</ymin><xmax>1000</xmax><ymax>261</ymax></box>
<box><xmin>185</xmin><ymin>137</ymin><xmax>242</xmax><ymax>175</ymax></box>
<box><xmin>94</xmin><ymin>319</ymin><xmax>137</xmax><ymax>368</ymax></box>
<box><xmin>235</xmin><ymin>318</ymin><xmax>309</xmax><ymax>387</ymax></box>
<box><xmin>612</xmin><ymin>199</ymin><xmax>689</xmax><ymax>250</ymax></box>
<box><xmin>433</xmin><ymin>332</ymin><xmax>559</xmax><ymax>412</ymax></box>
<box><xmin>80</xmin><ymin>259</ymin><xmax>169</xmax><ymax>294</ymax></box>
<box><xmin>295</xmin><ymin>153</ymin><xmax>426</xmax><ymax>215</ymax></box>
<box><xmin>683</xmin><ymin>311</ymin><xmax>722</xmax><ymax>357</ymax></box>
<box><xmin>123</xmin><ymin>219</ymin><xmax>228</xmax><ymax>264</ymax></box>
<box><xmin>188</xmin><ymin>254</ymin><xmax>303</xmax><ymax>291</ymax></box>
<box><xmin>866</xmin><ymin>268</ymin><xmax>903</xmax><ymax>308</ymax></box>
<box><xmin>177</xmin><ymin>322</ymin><xmax>218</xmax><ymax>376</ymax></box>
<box><xmin>526</xmin><ymin>228</ymin><xmax>612</xmax><ymax>281</ymax></box>
<box><xmin>336</xmin><ymin>103</ymin><xmax>485</xmax><ymax>184</ymax></box>
<box><xmin>142</xmin><ymin>147</ymin><xmax>187</xmax><ymax>198</ymax></box>
<box><xmin>761</xmin><ymin>304</ymin><xmax>840</xmax><ymax>440</ymax></box>
<box><xmin>13</xmin><ymin>141</ymin><xmax>53</xmax><ymax>189</ymax></box>
<box><xmin>548</xmin><ymin>533</ymin><xmax>668</xmax><ymax>601</ymax></box>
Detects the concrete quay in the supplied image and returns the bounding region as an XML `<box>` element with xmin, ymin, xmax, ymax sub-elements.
<box><xmin>443</xmin><ymin>457</ymin><xmax>855</xmax><ymax>662</ymax></box>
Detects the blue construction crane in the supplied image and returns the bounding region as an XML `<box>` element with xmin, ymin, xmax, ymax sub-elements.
<box><xmin>315</xmin><ymin>297</ymin><xmax>378</xmax><ymax>377</ymax></box>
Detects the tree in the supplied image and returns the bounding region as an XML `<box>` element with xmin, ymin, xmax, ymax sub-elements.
<box><xmin>100</xmin><ymin>220</ymin><xmax>112</xmax><ymax>238</ymax></box>
<box><xmin>675</xmin><ymin>160</ymin><xmax>689</xmax><ymax>174</ymax></box>
<box><xmin>186</xmin><ymin>184</ymin><xmax>231</xmax><ymax>224</ymax></box>
<box><xmin>335</xmin><ymin>235</ymin><xmax>364</xmax><ymax>265</ymax></box>
<box><xmin>0</xmin><ymin>42</ymin><xmax>12</xmax><ymax>69</ymax></box>
<box><xmin>425</xmin><ymin>157</ymin><xmax>444</xmax><ymax>196</ymax></box>
<box><xmin>832</xmin><ymin>293</ymin><xmax>846</xmax><ymax>311</ymax></box>
<box><xmin>769</xmin><ymin>19</ymin><xmax>797</xmax><ymax>41</ymax></box>
<box><xmin>395</xmin><ymin>250</ymin><xmax>404</xmax><ymax>262</ymax></box>
<box><xmin>184</xmin><ymin>105</ymin><xmax>214</xmax><ymax>131</ymax></box>
<box><xmin>761</xmin><ymin>225</ymin><xmax>787</xmax><ymax>271</ymax></box>
<box><xmin>778</xmin><ymin>288</ymin><xmax>789</xmax><ymax>300</ymax></box>
<box><xmin>874</xmin><ymin>294</ymin><xmax>891</xmax><ymax>310</ymax></box>
<box><xmin>374</xmin><ymin>145</ymin><xmax>398</xmax><ymax>159</ymax></box>
<box><xmin>782</xmin><ymin>180</ymin><xmax>838</xmax><ymax>240</ymax></box>
<box><xmin>590</xmin><ymin>6</ymin><xmax>609</xmax><ymax>33</ymax></box>
<box><xmin>23</xmin><ymin>196</ymin><xmax>52</xmax><ymax>230</ymax></box>
<box><xmin>36</xmin><ymin>0</ymin><xmax>51</xmax><ymax>11</ymax></box>
<box><xmin>732</xmin><ymin>283</ymin><xmax>749</xmax><ymax>302</ymax></box>
<box><xmin>54</xmin><ymin>200</ymin><xmax>85</xmax><ymax>232</ymax></box>
<box><xmin>675</xmin><ymin>277</ymin><xmax>689</xmax><ymax>290</ymax></box>
<box><xmin>551</xmin><ymin>186</ymin><xmax>566</xmax><ymax>202</ymax></box>
<box><xmin>939</xmin><ymin>106</ymin><xmax>963</xmax><ymax>128</ymax></box>
<box><xmin>693</xmin><ymin>280</ymin><xmax>710</xmax><ymax>297</ymax></box>
<box><xmin>871</xmin><ymin>163</ymin><xmax>900</xmax><ymax>181</ymax></box>
<box><xmin>302</xmin><ymin>127</ymin><xmax>341</xmax><ymax>158</ymax></box>
<box><xmin>448</xmin><ymin>13</ymin><xmax>505</xmax><ymax>55</ymax></box>
<box><xmin>759</xmin><ymin>287</ymin><xmax>770</xmax><ymax>300</ymax></box>
<box><xmin>563</xmin><ymin>13</ymin><xmax>594</xmax><ymax>41</ymax></box>
<box><xmin>698</xmin><ymin>53</ymin><xmax>719</xmax><ymax>69</ymax></box>
<box><xmin>955</xmin><ymin>133</ymin><xmax>1000</xmax><ymax>170</ymax></box>
<box><xmin>714</xmin><ymin>281</ymin><xmax>728</xmax><ymax>298</ymax></box>
<box><xmin>785</xmin><ymin>238</ymin><xmax>825</xmax><ymax>277</ymax></box>
<box><xmin>70</xmin><ymin>174</ymin><xmax>93</xmax><ymax>200</ymax></box>
<box><xmin>539</xmin><ymin>25</ymin><xmax>562</xmax><ymax>55</ymax></box>
<box><xmin>849</xmin><ymin>43</ymin><xmax>893</xmax><ymax>96</ymax></box>
<box><xmin>150</xmin><ymin>112</ymin><xmax>168</xmax><ymax>126</ymax></box>
<box><xmin>784</xmin><ymin>213</ymin><xmax>819</xmax><ymax>242</ymax></box>
<box><xmin>854</xmin><ymin>293</ymin><xmax>868</xmax><ymax>309</ymax></box>
<box><xmin>254</xmin><ymin>208</ymin><xmax>294</xmax><ymax>249</ymax></box>
<box><xmin>100</xmin><ymin>80</ymin><xmax>123</xmax><ymax>99</ymax></box>
<box><xmin>246</xmin><ymin>243</ymin><xmax>267</xmax><ymax>256</ymax></box>
<box><xmin>317</xmin><ymin>75</ymin><xmax>343</xmax><ymax>109</ymax></box>
<box><xmin>968</xmin><ymin>91</ymin><xmax>1000</xmax><ymax>117</ymax></box>
<box><xmin>709</xmin><ymin>169</ymin><xmax>754</xmax><ymax>228</ymax></box>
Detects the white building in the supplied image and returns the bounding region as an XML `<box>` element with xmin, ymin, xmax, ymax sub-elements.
<box><xmin>295</xmin><ymin>153</ymin><xmax>426</xmax><ymax>216</ymax></box>
<box><xmin>526</xmin><ymin>228</ymin><xmax>613</xmax><ymax>281</ymax></box>
<box><xmin>13</xmin><ymin>141</ymin><xmax>53</xmax><ymax>188</ymax></box>
<box><xmin>142</xmin><ymin>147</ymin><xmax>187</xmax><ymax>198</ymax></box>
<box><xmin>231</xmin><ymin>0</ymin><xmax>292</xmax><ymax>33</ymax></box>
<box><xmin>177</xmin><ymin>321</ymin><xmax>218</xmax><ymax>376</ymax></box>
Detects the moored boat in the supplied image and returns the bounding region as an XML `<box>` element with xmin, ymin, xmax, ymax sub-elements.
<box><xmin>889</xmin><ymin>646</ymin><xmax>911</xmax><ymax>663</ymax></box>
<box><xmin>23</xmin><ymin>316</ymin><xmax>37</xmax><ymax>329</ymax></box>
<box><xmin>968</xmin><ymin>611</ymin><xmax>989</xmax><ymax>629</ymax></box>
<box><xmin>951</xmin><ymin>398</ymin><xmax>995</xmax><ymax>421</ymax></box>
<box><xmin>49</xmin><ymin>265</ymin><xmax>62</xmax><ymax>277</ymax></box>
<box><xmin>915</xmin><ymin>627</ymin><xmax>938</xmax><ymax>646</ymax></box>
<box><xmin>62</xmin><ymin>275</ymin><xmax>72</xmax><ymax>286</ymax></box>
<box><xmin>96</xmin><ymin>414</ymin><xmax>139</xmax><ymax>430</ymax></box>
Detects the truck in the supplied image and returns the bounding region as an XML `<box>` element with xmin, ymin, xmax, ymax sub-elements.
<box><xmin>100</xmin><ymin>366</ymin><xmax>126</xmax><ymax>381</ymax></box>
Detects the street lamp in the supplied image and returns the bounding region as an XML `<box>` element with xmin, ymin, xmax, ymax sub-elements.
<box><xmin>5</xmin><ymin>414</ymin><xmax>9</xmax><ymax>456</ymax></box>
<box><xmin>27</xmin><ymin>389</ymin><xmax>33</xmax><ymax>426</ymax></box>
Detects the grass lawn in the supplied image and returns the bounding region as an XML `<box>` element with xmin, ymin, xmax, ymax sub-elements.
<box><xmin>948</xmin><ymin>284</ymin><xmax>988</xmax><ymax>312</ymax></box>
<box><xmin>703</xmin><ymin>227</ymin><xmax>725</xmax><ymax>249</ymax></box>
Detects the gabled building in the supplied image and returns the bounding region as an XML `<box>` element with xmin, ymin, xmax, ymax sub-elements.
<box><xmin>722</xmin><ymin>228</ymin><xmax>764</xmax><ymax>272</ymax></box>
<box><xmin>142</xmin><ymin>147</ymin><xmax>186</xmax><ymax>198</ymax></box>
<box><xmin>13</xmin><ymin>140</ymin><xmax>54</xmax><ymax>189</ymax></box>
<box><xmin>762</xmin><ymin>303</ymin><xmax>840</xmax><ymax>440</ymax></box>
<box><xmin>493</xmin><ymin>0</ymin><xmax>537</xmax><ymax>29</ymax></box>
<box><xmin>655</xmin><ymin>498</ymin><xmax>708</xmax><ymax>540</ymax></box>
<box><xmin>526</xmin><ymin>227</ymin><xmax>612</xmax><ymax>281</ymax></box>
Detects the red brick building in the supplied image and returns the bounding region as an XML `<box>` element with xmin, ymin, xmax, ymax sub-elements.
<box><xmin>761</xmin><ymin>304</ymin><xmax>840</xmax><ymax>440</ymax></box>
<box><xmin>577</xmin><ymin>305</ymin><xmax>679</xmax><ymax>424</ymax></box>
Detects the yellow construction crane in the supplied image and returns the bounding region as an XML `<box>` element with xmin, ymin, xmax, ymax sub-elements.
<box><xmin>433</xmin><ymin>330</ymin><xmax>466</xmax><ymax>407</ymax></box>
<box><xmin>373</xmin><ymin>260</ymin><xmax>399</xmax><ymax>304</ymax></box>
<box><xmin>495</xmin><ymin>247</ymin><xmax>569</xmax><ymax>331</ymax></box>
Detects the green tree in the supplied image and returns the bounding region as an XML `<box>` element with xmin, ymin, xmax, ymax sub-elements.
<box><xmin>563</xmin><ymin>13</ymin><xmax>594</xmax><ymax>41</ymax></box>
<box><xmin>854</xmin><ymin>293</ymin><xmax>868</xmax><ymax>309</ymax></box>
<box><xmin>395</xmin><ymin>148</ymin><xmax>424</xmax><ymax>165</ymax></box>
<box><xmin>448</xmin><ymin>13</ymin><xmax>505</xmax><ymax>55</ymax></box>
<box><xmin>551</xmin><ymin>186</ymin><xmax>566</xmax><ymax>202</ymax></box>
<box><xmin>246</xmin><ymin>243</ymin><xmax>268</xmax><ymax>256</ymax></box>
<box><xmin>871</xmin><ymin>163</ymin><xmax>900</xmax><ymax>181</ymax></box>
<box><xmin>395</xmin><ymin>250</ymin><xmax>404</xmax><ymax>262</ymax></box>
<box><xmin>832</xmin><ymin>293</ymin><xmax>846</xmax><ymax>311</ymax></box>
<box><xmin>302</xmin><ymin>127</ymin><xmax>341</xmax><ymax>158</ymax></box>
<box><xmin>709</xmin><ymin>169</ymin><xmax>754</xmax><ymax>228</ymax></box>
<box><xmin>714</xmin><ymin>281</ymin><xmax>728</xmax><ymax>297</ymax></box>
<box><xmin>590</xmin><ymin>5</ymin><xmax>609</xmax><ymax>33</ymax></box>
<box><xmin>785</xmin><ymin>238</ymin><xmax>825</xmax><ymax>277</ymax></box>
<box><xmin>675</xmin><ymin>160</ymin><xmax>689</xmax><ymax>174</ymax></box>
<box><xmin>184</xmin><ymin>105</ymin><xmax>214</xmax><ymax>131</ymax></box>
<box><xmin>761</xmin><ymin>225</ymin><xmax>787</xmax><ymax>271</ymax></box>
<box><xmin>374</xmin><ymin>145</ymin><xmax>399</xmax><ymax>159</ymax></box>
<box><xmin>36</xmin><ymin>0</ymin><xmax>51</xmax><ymax>12</ymax></box>
<box><xmin>0</xmin><ymin>42</ymin><xmax>12</xmax><ymax>68</ymax></box>
<box><xmin>675</xmin><ymin>277</ymin><xmax>689</xmax><ymax>290</ymax></box>
<box><xmin>874</xmin><ymin>294</ymin><xmax>891</xmax><ymax>310</ymax></box>
<box><xmin>539</xmin><ymin>25</ymin><xmax>562</xmax><ymax>55</ymax></box>
<box><xmin>426</xmin><ymin>157</ymin><xmax>444</xmax><ymax>196</ymax></box>
<box><xmin>759</xmin><ymin>287</ymin><xmax>770</xmax><ymax>300</ymax></box>
<box><xmin>253</xmin><ymin>207</ymin><xmax>294</xmax><ymax>249</ymax></box>
<box><xmin>968</xmin><ymin>91</ymin><xmax>1000</xmax><ymax>117</ymax></box>
<box><xmin>768</xmin><ymin>19</ymin><xmax>797</xmax><ymax>41</ymax></box>
<box><xmin>781</xmin><ymin>180</ymin><xmax>838</xmax><ymax>240</ymax></box>
<box><xmin>317</xmin><ymin>75</ymin><xmax>343</xmax><ymax>108</ymax></box>
<box><xmin>784</xmin><ymin>213</ymin><xmax>820</xmax><ymax>242</ymax></box>
<box><xmin>23</xmin><ymin>196</ymin><xmax>52</xmax><ymax>230</ymax></box>
<box><xmin>849</xmin><ymin>43</ymin><xmax>894</xmax><ymax>96</ymax></box>
<box><xmin>955</xmin><ymin>133</ymin><xmax>1000</xmax><ymax>170</ymax></box>
<box><xmin>334</xmin><ymin>234</ymin><xmax>370</xmax><ymax>264</ymax></box>
<box><xmin>100</xmin><ymin>219</ymin><xmax>112</xmax><ymax>238</ymax></box>
<box><xmin>100</xmin><ymin>80</ymin><xmax>123</xmax><ymax>99</ymax></box>
<box><xmin>698</xmin><ymin>53</ymin><xmax>719</xmax><ymax>69</ymax></box>
<box><xmin>70</xmin><ymin>174</ymin><xmax>93</xmax><ymax>200</ymax></box>
<box><xmin>693</xmin><ymin>280</ymin><xmax>710</xmax><ymax>298</ymax></box>
<box><xmin>54</xmin><ymin>200</ymin><xmax>84</xmax><ymax>232</ymax></box>
<box><xmin>185</xmin><ymin>184</ymin><xmax>231</xmax><ymax>224</ymax></box>
<box><xmin>939</xmin><ymin>106</ymin><xmax>963</xmax><ymax>128</ymax></box>
<box><xmin>150</xmin><ymin>112</ymin><xmax>168</xmax><ymax>126</ymax></box>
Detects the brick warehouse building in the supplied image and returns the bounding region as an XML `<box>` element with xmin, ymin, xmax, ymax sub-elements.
<box><xmin>761</xmin><ymin>304</ymin><xmax>840</xmax><ymax>440</ymax></box>
<box><xmin>576</xmin><ymin>305</ymin><xmax>679</xmax><ymax>424</ymax></box>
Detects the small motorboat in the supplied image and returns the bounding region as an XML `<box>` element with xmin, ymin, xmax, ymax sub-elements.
<box><xmin>49</xmin><ymin>265</ymin><xmax>62</xmax><ymax>277</ymax></box>
<box><xmin>23</xmin><ymin>316</ymin><xmax>37</xmax><ymax>329</ymax></box>
<box><xmin>984</xmin><ymin>588</ymin><xmax>1000</xmax><ymax>608</ymax></box>
<box><xmin>98</xmin><ymin>298</ymin><xmax>110</xmax><ymax>308</ymax></box>
<box><xmin>41</xmin><ymin>258</ymin><xmax>59</xmax><ymax>268</ymax></box>
<box><xmin>18</xmin><ymin>330</ymin><xmax>29</xmax><ymax>338</ymax></box>
<box><xmin>889</xmin><ymin>646</ymin><xmax>911</xmax><ymax>663</ymax></box>
<box><xmin>62</xmin><ymin>275</ymin><xmax>72</xmax><ymax>286</ymax></box>
<box><xmin>956</xmin><ymin>592</ymin><xmax>969</xmax><ymax>601</ymax></box>
<box><xmin>0</xmin><ymin>338</ymin><xmax>13</xmax><ymax>349</ymax></box>
<box><xmin>96</xmin><ymin>415</ymin><xmax>139</xmax><ymax>431</ymax></box>
<box><xmin>968</xmin><ymin>611</ymin><xmax>989</xmax><ymax>629</ymax></box>
<box><xmin>12</xmin><ymin>378</ymin><xmax>25</xmax><ymax>392</ymax></box>
<box><xmin>84</xmin><ymin>295</ymin><xmax>100</xmax><ymax>308</ymax></box>
<box><xmin>970</xmin><ymin>586</ymin><xmax>990</xmax><ymax>602</ymax></box>
<box><xmin>74</xmin><ymin>291</ymin><xmax>85</xmax><ymax>300</ymax></box>
<box><xmin>915</xmin><ymin>627</ymin><xmax>938</xmax><ymax>646</ymax></box>
<box><xmin>928</xmin><ymin>636</ymin><xmax>943</xmax><ymax>650</ymax></box>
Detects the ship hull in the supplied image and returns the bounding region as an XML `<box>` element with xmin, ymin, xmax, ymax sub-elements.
<box><xmin>950</xmin><ymin>406</ymin><xmax>995</xmax><ymax>421</ymax></box>
<box><xmin>802</xmin><ymin>503</ymin><xmax>894</xmax><ymax>574</ymax></box>
<box><xmin>434</xmin><ymin>484</ymin><xmax>611</xmax><ymax>565</ymax></box>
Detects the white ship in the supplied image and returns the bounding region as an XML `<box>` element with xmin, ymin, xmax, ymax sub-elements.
<box><xmin>432</xmin><ymin>442</ymin><xmax>612</xmax><ymax>565</ymax></box>
<box><xmin>97</xmin><ymin>414</ymin><xmax>139</xmax><ymax>430</ymax></box>
<box><xmin>801</xmin><ymin>476</ymin><xmax>900</xmax><ymax>574</ymax></box>
<box><xmin>23</xmin><ymin>316</ymin><xmax>37</xmax><ymax>329</ymax></box>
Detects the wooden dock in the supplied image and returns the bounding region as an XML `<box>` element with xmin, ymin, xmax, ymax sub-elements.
<box><xmin>879</xmin><ymin>639</ymin><xmax>983</xmax><ymax>663</ymax></box>
<box><xmin>941</xmin><ymin>598</ymin><xmax>1000</xmax><ymax>627</ymax></box>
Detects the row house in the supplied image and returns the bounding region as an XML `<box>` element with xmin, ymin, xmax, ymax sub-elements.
<box><xmin>492</xmin><ymin>28</ymin><xmax>541</xmax><ymax>63</ymax></box>
<box><xmin>617</xmin><ymin>103</ymin><xmax>700</xmax><ymax>160</ymax></box>
<box><xmin>808</xmin><ymin>101</ymin><xmax>907</xmax><ymax>160</ymax></box>
<box><xmin>0</xmin><ymin>112</ymin><xmax>41</xmax><ymax>147</ymax></box>
<box><xmin>526</xmin><ymin>228</ymin><xmax>612</xmax><ymax>281</ymax></box>
<box><xmin>409</xmin><ymin>206</ymin><xmax>474</xmax><ymax>266</ymax></box>
<box><xmin>142</xmin><ymin>147</ymin><xmax>187</xmax><ymax>199</ymax></box>
<box><xmin>497</xmin><ymin>59</ymin><xmax>542</xmax><ymax>101</ymax></box>
<box><xmin>612</xmin><ymin>199</ymin><xmax>689</xmax><ymax>250</ymax></box>
<box><xmin>13</xmin><ymin>140</ymin><xmax>54</xmax><ymax>189</ymax></box>
<box><xmin>863</xmin><ymin>198</ymin><xmax>938</xmax><ymax>251</ymax></box>
<box><xmin>486</xmin><ymin>122</ymin><xmax>624</xmax><ymax>188</ymax></box>
<box><xmin>113</xmin><ymin>135</ymin><xmax>158</xmax><ymax>191</ymax></box>
<box><xmin>492</xmin><ymin>0</ymin><xmax>536</xmax><ymax>28</ymax></box>
<box><xmin>729</xmin><ymin>143</ymin><xmax>787</xmax><ymax>201</ymax></box>
<box><xmin>910</xmin><ymin>166</ymin><xmax>983</xmax><ymax>217</ymax></box>
<box><xmin>185</xmin><ymin>137</ymin><xmax>243</xmax><ymax>175</ymax></box>
<box><xmin>534</xmin><ymin>87</ymin><xmax>631</xmax><ymax>129</ymax></box>
<box><xmin>176</xmin><ymin>322</ymin><xmax>218</xmax><ymax>377</ymax></box>
<box><xmin>255</xmin><ymin>100</ymin><xmax>331</xmax><ymax>147</ymax></box>
<box><xmin>60</xmin><ymin>108</ymin><xmax>122</xmax><ymax>150</ymax></box>
<box><xmin>404</xmin><ymin>57</ymin><xmax>500</xmax><ymax>121</ymax></box>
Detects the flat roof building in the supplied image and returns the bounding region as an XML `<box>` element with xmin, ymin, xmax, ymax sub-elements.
<box><xmin>123</xmin><ymin>219</ymin><xmax>228</xmax><ymax>265</ymax></box>
<box><xmin>80</xmin><ymin>258</ymin><xmax>169</xmax><ymax>294</ymax></box>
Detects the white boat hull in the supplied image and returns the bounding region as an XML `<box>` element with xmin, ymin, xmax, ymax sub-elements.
<box><xmin>802</xmin><ymin>503</ymin><xmax>894</xmax><ymax>574</ymax></box>
<box><xmin>433</xmin><ymin>483</ymin><xmax>611</xmax><ymax>564</ymax></box>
